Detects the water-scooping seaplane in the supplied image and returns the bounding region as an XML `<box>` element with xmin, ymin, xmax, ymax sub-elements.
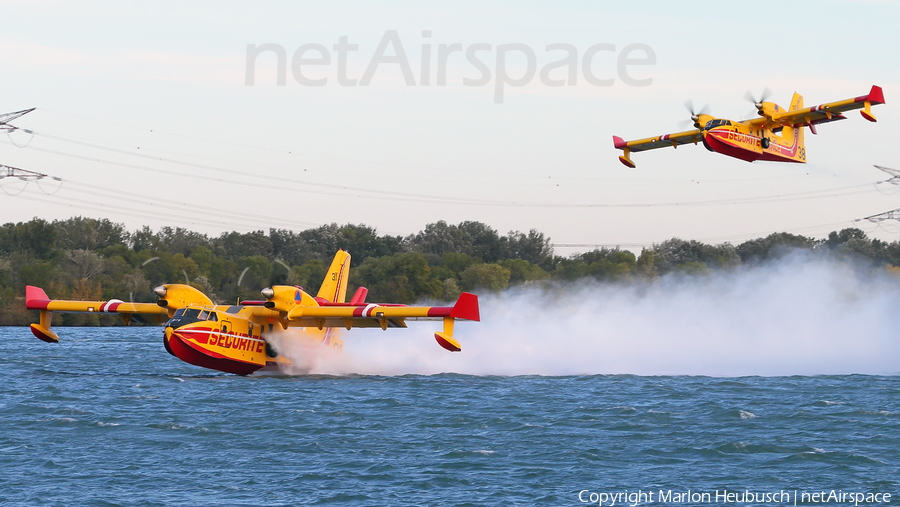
<box><xmin>613</xmin><ymin>85</ymin><xmax>884</xmax><ymax>167</ymax></box>
<box><xmin>25</xmin><ymin>250</ymin><xmax>480</xmax><ymax>375</ymax></box>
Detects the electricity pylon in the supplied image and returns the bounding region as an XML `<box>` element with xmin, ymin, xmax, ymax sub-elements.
<box><xmin>0</xmin><ymin>108</ymin><xmax>35</xmax><ymax>133</ymax></box>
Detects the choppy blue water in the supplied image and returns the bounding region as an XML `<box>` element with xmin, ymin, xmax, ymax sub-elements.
<box><xmin>2</xmin><ymin>327</ymin><xmax>898</xmax><ymax>506</ymax></box>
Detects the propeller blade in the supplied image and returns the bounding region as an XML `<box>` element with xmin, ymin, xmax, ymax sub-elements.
<box><xmin>683</xmin><ymin>100</ymin><xmax>710</xmax><ymax>116</ymax></box>
<box><xmin>744</xmin><ymin>87</ymin><xmax>772</xmax><ymax>108</ymax></box>
<box><xmin>682</xmin><ymin>100</ymin><xmax>711</xmax><ymax>129</ymax></box>
<box><xmin>742</xmin><ymin>108</ymin><xmax>759</xmax><ymax>119</ymax></box>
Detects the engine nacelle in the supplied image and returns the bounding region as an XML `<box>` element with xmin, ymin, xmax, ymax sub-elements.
<box><xmin>261</xmin><ymin>285</ymin><xmax>318</xmax><ymax>313</ymax></box>
<box><xmin>155</xmin><ymin>284</ymin><xmax>213</xmax><ymax>315</ymax></box>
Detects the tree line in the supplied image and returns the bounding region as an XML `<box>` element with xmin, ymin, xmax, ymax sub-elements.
<box><xmin>0</xmin><ymin>217</ymin><xmax>897</xmax><ymax>325</ymax></box>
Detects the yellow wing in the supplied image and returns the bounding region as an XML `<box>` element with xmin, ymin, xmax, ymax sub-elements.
<box><xmin>242</xmin><ymin>282</ymin><xmax>481</xmax><ymax>351</ymax></box>
<box><xmin>746</xmin><ymin>85</ymin><xmax>885</xmax><ymax>130</ymax></box>
<box><xmin>25</xmin><ymin>285</ymin><xmax>168</xmax><ymax>343</ymax></box>
<box><xmin>612</xmin><ymin>129</ymin><xmax>703</xmax><ymax>167</ymax></box>
<box><xmin>284</xmin><ymin>292</ymin><xmax>480</xmax><ymax>351</ymax></box>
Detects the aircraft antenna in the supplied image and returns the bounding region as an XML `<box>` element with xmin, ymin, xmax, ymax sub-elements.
<box><xmin>0</xmin><ymin>108</ymin><xmax>35</xmax><ymax>133</ymax></box>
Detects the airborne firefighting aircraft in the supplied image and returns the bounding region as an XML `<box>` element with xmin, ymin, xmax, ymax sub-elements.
<box><xmin>26</xmin><ymin>250</ymin><xmax>480</xmax><ymax>375</ymax></box>
<box><xmin>613</xmin><ymin>85</ymin><xmax>884</xmax><ymax>167</ymax></box>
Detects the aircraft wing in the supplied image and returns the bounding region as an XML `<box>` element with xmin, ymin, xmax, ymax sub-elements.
<box><xmin>286</xmin><ymin>292</ymin><xmax>480</xmax><ymax>327</ymax></box>
<box><xmin>285</xmin><ymin>292</ymin><xmax>480</xmax><ymax>351</ymax></box>
<box><xmin>746</xmin><ymin>85</ymin><xmax>885</xmax><ymax>129</ymax></box>
<box><xmin>612</xmin><ymin>129</ymin><xmax>703</xmax><ymax>167</ymax></box>
<box><xmin>25</xmin><ymin>285</ymin><xmax>167</xmax><ymax>315</ymax></box>
<box><xmin>25</xmin><ymin>285</ymin><xmax>167</xmax><ymax>342</ymax></box>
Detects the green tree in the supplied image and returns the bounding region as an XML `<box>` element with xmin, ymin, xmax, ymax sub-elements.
<box><xmin>736</xmin><ymin>232</ymin><xmax>815</xmax><ymax>263</ymax></box>
<box><xmin>156</xmin><ymin>226</ymin><xmax>211</xmax><ymax>256</ymax></box>
<box><xmin>2</xmin><ymin>219</ymin><xmax>57</xmax><ymax>259</ymax></box>
<box><xmin>238</xmin><ymin>255</ymin><xmax>273</xmax><ymax>290</ymax></box>
<box><xmin>66</xmin><ymin>250</ymin><xmax>105</xmax><ymax>280</ymax></box>
<box><xmin>823</xmin><ymin>228</ymin><xmax>867</xmax><ymax>248</ymax></box>
<box><xmin>215</xmin><ymin>230</ymin><xmax>272</xmax><ymax>260</ymax></box>
<box><xmin>288</xmin><ymin>259</ymin><xmax>327</xmax><ymax>294</ymax></box>
<box><xmin>636</xmin><ymin>248</ymin><xmax>657</xmax><ymax>279</ymax></box>
<box><xmin>355</xmin><ymin>252</ymin><xmax>441</xmax><ymax>303</ymax></box>
<box><xmin>54</xmin><ymin>217</ymin><xmax>127</xmax><ymax>251</ymax></box>
<box><xmin>441</xmin><ymin>278</ymin><xmax>462</xmax><ymax>301</ymax></box>
<box><xmin>459</xmin><ymin>221</ymin><xmax>504</xmax><ymax>262</ymax></box>
<box><xmin>499</xmin><ymin>258</ymin><xmax>549</xmax><ymax>285</ymax></box>
<box><xmin>336</xmin><ymin>224</ymin><xmax>404</xmax><ymax>266</ymax></box>
<box><xmin>460</xmin><ymin>263</ymin><xmax>511</xmax><ymax>292</ymax></box>
<box><xmin>440</xmin><ymin>252</ymin><xmax>478</xmax><ymax>275</ymax></box>
<box><xmin>408</xmin><ymin>220</ymin><xmax>475</xmax><ymax>257</ymax></box>
<box><xmin>653</xmin><ymin>238</ymin><xmax>739</xmax><ymax>274</ymax></box>
<box><xmin>504</xmin><ymin>229</ymin><xmax>552</xmax><ymax>266</ymax></box>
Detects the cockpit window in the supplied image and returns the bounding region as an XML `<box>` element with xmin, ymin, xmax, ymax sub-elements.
<box><xmin>207</xmin><ymin>312</ymin><xmax>218</xmax><ymax>322</ymax></box>
<box><xmin>165</xmin><ymin>307</ymin><xmax>206</xmax><ymax>329</ymax></box>
<box><xmin>704</xmin><ymin>119</ymin><xmax>732</xmax><ymax>129</ymax></box>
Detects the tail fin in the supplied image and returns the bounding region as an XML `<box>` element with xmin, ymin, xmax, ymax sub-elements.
<box><xmin>789</xmin><ymin>92</ymin><xmax>803</xmax><ymax>112</ymax></box>
<box><xmin>782</xmin><ymin>92</ymin><xmax>805</xmax><ymax>153</ymax></box>
<box><xmin>317</xmin><ymin>249</ymin><xmax>351</xmax><ymax>303</ymax></box>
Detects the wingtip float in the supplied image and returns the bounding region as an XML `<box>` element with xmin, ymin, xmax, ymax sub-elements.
<box><xmin>25</xmin><ymin>249</ymin><xmax>480</xmax><ymax>375</ymax></box>
<box><xmin>613</xmin><ymin>85</ymin><xmax>885</xmax><ymax>168</ymax></box>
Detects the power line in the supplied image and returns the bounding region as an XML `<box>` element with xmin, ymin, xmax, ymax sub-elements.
<box><xmin>0</xmin><ymin>138</ymin><xmax>888</xmax><ymax>209</ymax></box>
<box><xmin>21</xmin><ymin>126</ymin><xmax>819</xmax><ymax>188</ymax></box>
<box><xmin>0</xmin><ymin>173</ymin><xmax>322</xmax><ymax>230</ymax></box>
<box><xmin>856</xmin><ymin>166</ymin><xmax>900</xmax><ymax>224</ymax></box>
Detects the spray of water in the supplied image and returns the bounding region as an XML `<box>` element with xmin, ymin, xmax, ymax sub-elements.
<box><xmin>263</xmin><ymin>329</ymin><xmax>343</xmax><ymax>375</ymax></box>
<box><xmin>267</xmin><ymin>252</ymin><xmax>900</xmax><ymax>377</ymax></box>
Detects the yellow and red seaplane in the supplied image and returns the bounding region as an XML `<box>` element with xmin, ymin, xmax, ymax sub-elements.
<box><xmin>613</xmin><ymin>85</ymin><xmax>884</xmax><ymax>167</ymax></box>
<box><xmin>25</xmin><ymin>250</ymin><xmax>480</xmax><ymax>375</ymax></box>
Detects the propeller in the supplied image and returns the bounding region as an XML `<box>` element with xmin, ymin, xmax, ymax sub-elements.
<box><xmin>744</xmin><ymin>87</ymin><xmax>772</xmax><ymax>112</ymax></box>
<box><xmin>680</xmin><ymin>100</ymin><xmax>710</xmax><ymax>129</ymax></box>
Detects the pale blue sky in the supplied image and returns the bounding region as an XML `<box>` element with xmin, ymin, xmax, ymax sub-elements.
<box><xmin>1</xmin><ymin>0</ymin><xmax>899</xmax><ymax>251</ymax></box>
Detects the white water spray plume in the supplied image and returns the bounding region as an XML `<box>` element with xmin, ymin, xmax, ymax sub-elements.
<box><xmin>266</xmin><ymin>252</ymin><xmax>900</xmax><ymax>377</ymax></box>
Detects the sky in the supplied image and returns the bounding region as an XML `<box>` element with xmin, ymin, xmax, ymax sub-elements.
<box><xmin>1</xmin><ymin>0</ymin><xmax>899</xmax><ymax>254</ymax></box>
